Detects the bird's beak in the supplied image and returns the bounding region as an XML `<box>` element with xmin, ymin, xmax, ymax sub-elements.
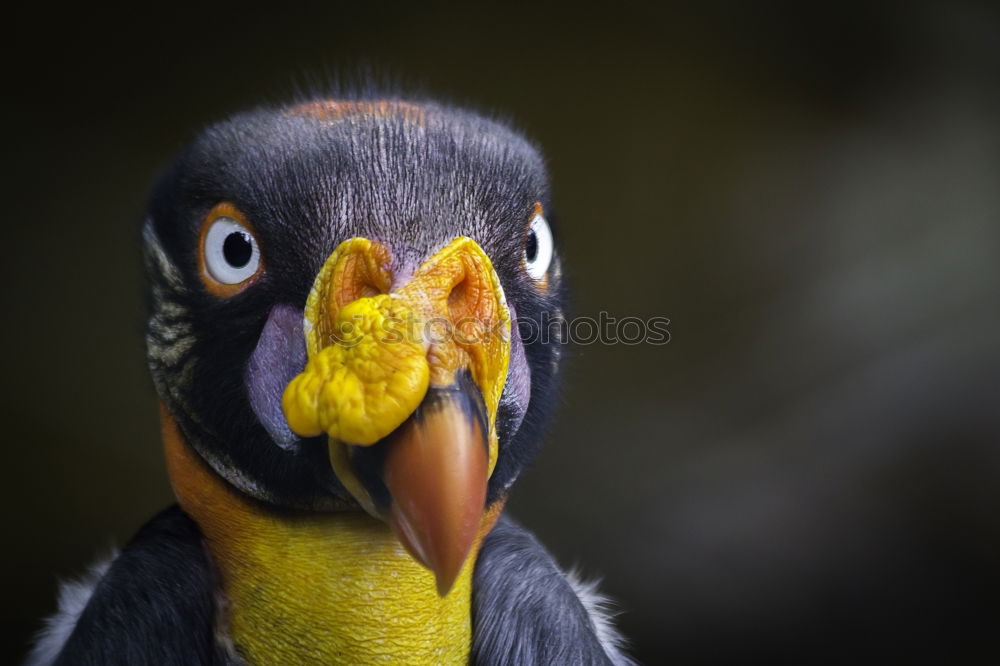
<box><xmin>282</xmin><ymin>237</ymin><xmax>510</xmax><ymax>595</ymax></box>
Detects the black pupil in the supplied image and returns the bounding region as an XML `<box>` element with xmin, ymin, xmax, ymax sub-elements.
<box><xmin>223</xmin><ymin>231</ymin><xmax>253</xmax><ymax>268</ymax></box>
<box><xmin>525</xmin><ymin>229</ymin><xmax>538</xmax><ymax>262</ymax></box>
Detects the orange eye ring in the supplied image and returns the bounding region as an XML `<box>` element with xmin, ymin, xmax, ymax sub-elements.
<box><xmin>197</xmin><ymin>202</ymin><xmax>265</xmax><ymax>298</ymax></box>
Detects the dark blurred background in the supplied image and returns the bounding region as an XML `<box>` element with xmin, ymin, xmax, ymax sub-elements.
<box><xmin>4</xmin><ymin>2</ymin><xmax>1000</xmax><ymax>663</ymax></box>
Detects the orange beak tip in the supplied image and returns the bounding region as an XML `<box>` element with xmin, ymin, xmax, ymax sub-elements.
<box><xmin>389</xmin><ymin>496</ymin><xmax>478</xmax><ymax>597</ymax></box>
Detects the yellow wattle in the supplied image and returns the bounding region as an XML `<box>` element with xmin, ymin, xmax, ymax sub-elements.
<box><xmin>282</xmin><ymin>295</ymin><xmax>430</xmax><ymax>445</ymax></box>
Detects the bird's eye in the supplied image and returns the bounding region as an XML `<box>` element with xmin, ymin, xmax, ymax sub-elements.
<box><xmin>524</xmin><ymin>208</ymin><xmax>553</xmax><ymax>281</ymax></box>
<box><xmin>199</xmin><ymin>203</ymin><xmax>263</xmax><ymax>296</ymax></box>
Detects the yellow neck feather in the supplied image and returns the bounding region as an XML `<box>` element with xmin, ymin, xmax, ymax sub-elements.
<box><xmin>162</xmin><ymin>407</ymin><xmax>496</xmax><ymax>665</ymax></box>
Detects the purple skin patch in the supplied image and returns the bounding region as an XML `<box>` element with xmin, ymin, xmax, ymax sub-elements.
<box><xmin>245</xmin><ymin>302</ymin><xmax>533</xmax><ymax>453</ymax></box>
<box><xmin>500</xmin><ymin>302</ymin><xmax>531</xmax><ymax>438</ymax></box>
<box><xmin>246</xmin><ymin>304</ymin><xmax>307</xmax><ymax>450</ymax></box>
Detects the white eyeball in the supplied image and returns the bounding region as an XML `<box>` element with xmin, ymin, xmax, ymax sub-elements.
<box><xmin>203</xmin><ymin>217</ymin><xmax>261</xmax><ymax>285</ymax></box>
<box><xmin>524</xmin><ymin>212</ymin><xmax>553</xmax><ymax>281</ymax></box>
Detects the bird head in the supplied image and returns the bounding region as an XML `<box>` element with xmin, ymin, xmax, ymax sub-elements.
<box><xmin>144</xmin><ymin>99</ymin><xmax>564</xmax><ymax>594</ymax></box>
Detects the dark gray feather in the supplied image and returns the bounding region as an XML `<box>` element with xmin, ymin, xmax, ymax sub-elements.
<box><xmin>472</xmin><ymin>514</ymin><xmax>633</xmax><ymax>665</ymax></box>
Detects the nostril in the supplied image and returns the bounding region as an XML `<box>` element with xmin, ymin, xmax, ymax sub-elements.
<box><xmin>447</xmin><ymin>270</ymin><xmax>492</xmax><ymax>347</ymax></box>
<box><xmin>335</xmin><ymin>281</ymin><xmax>380</xmax><ymax>306</ymax></box>
<box><xmin>333</xmin><ymin>251</ymin><xmax>391</xmax><ymax>306</ymax></box>
<box><xmin>447</xmin><ymin>277</ymin><xmax>467</xmax><ymax>319</ymax></box>
<box><xmin>447</xmin><ymin>275</ymin><xmax>475</xmax><ymax>322</ymax></box>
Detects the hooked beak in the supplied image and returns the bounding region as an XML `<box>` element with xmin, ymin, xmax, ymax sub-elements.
<box><xmin>282</xmin><ymin>237</ymin><xmax>510</xmax><ymax>595</ymax></box>
<box><xmin>383</xmin><ymin>378</ymin><xmax>488</xmax><ymax>595</ymax></box>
